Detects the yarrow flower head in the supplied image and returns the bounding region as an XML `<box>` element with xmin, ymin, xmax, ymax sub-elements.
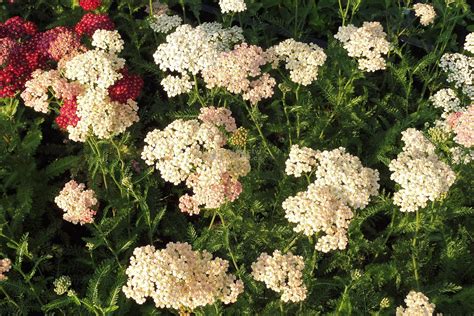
<box><xmin>267</xmin><ymin>39</ymin><xmax>327</xmax><ymax>85</ymax></box>
<box><xmin>429</xmin><ymin>88</ymin><xmax>462</xmax><ymax>118</ymax></box>
<box><xmin>451</xmin><ymin>104</ymin><xmax>474</xmax><ymax>147</ymax></box>
<box><xmin>283</xmin><ymin>147</ymin><xmax>379</xmax><ymax>252</ymax></box>
<box><xmin>153</xmin><ymin>22</ymin><xmax>244</xmax><ymax>76</ymax></box>
<box><xmin>0</xmin><ymin>258</ymin><xmax>11</xmax><ymax>281</ymax></box>
<box><xmin>149</xmin><ymin>14</ymin><xmax>182</xmax><ymax>34</ymax></box>
<box><xmin>389</xmin><ymin>129</ymin><xmax>456</xmax><ymax>212</ymax></box>
<box><xmin>465</xmin><ymin>32</ymin><xmax>474</xmax><ymax>54</ymax></box>
<box><xmin>219</xmin><ymin>0</ymin><xmax>247</xmax><ymax>14</ymax></box>
<box><xmin>160</xmin><ymin>74</ymin><xmax>192</xmax><ymax>97</ymax></box>
<box><xmin>74</xmin><ymin>13</ymin><xmax>115</xmax><ymax>37</ymax></box>
<box><xmin>413</xmin><ymin>3</ymin><xmax>437</xmax><ymax>26</ymax></box>
<box><xmin>54</xmin><ymin>180</ymin><xmax>98</xmax><ymax>225</ymax></box>
<box><xmin>440</xmin><ymin>53</ymin><xmax>474</xmax><ymax>99</ymax></box>
<box><xmin>122</xmin><ymin>243</ymin><xmax>244</xmax><ymax>311</ymax></box>
<box><xmin>396</xmin><ymin>291</ymin><xmax>436</xmax><ymax>315</ymax></box>
<box><xmin>141</xmin><ymin>107</ymin><xmax>250</xmax><ymax>215</ymax></box>
<box><xmin>251</xmin><ymin>250</ymin><xmax>307</xmax><ymax>303</ymax></box>
<box><xmin>334</xmin><ymin>21</ymin><xmax>390</xmax><ymax>72</ymax></box>
<box><xmin>53</xmin><ymin>276</ymin><xmax>72</xmax><ymax>295</ymax></box>
<box><xmin>202</xmin><ymin>43</ymin><xmax>276</xmax><ymax>104</ymax></box>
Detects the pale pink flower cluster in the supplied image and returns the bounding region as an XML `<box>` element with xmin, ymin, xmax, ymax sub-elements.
<box><xmin>465</xmin><ymin>32</ymin><xmax>474</xmax><ymax>54</ymax></box>
<box><xmin>267</xmin><ymin>39</ymin><xmax>327</xmax><ymax>85</ymax></box>
<box><xmin>251</xmin><ymin>250</ymin><xmax>307</xmax><ymax>303</ymax></box>
<box><xmin>122</xmin><ymin>243</ymin><xmax>244</xmax><ymax>310</ymax></box>
<box><xmin>0</xmin><ymin>258</ymin><xmax>11</xmax><ymax>281</ymax></box>
<box><xmin>141</xmin><ymin>107</ymin><xmax>250</xmax><ymax>215</ymax></box>
<box><xmin>21</xmin><ymin>69</ymin><xmax>83</xmax><ymax>113</ymax></box>
<box><xmin>440</xmin><ymin>53</ymin><xmax>474</xmax><ymax>99</ymax></box>
<box><xmin>334</xmin><ymin>21</ymin><xmax>390</xmax><ymax>72</ymax></box>
<box><xmin>48</xmin><ymin>29</ymin><xmax>85</xmax><ymax>62</ymax></box>
<box><xmin>451</xmin><ymin>104</ymin><xmax>474</xmax><ymax>147</ymax></box>
<box><xmin>389</xmin><ymin>129</ymin><xmax>456</xmax><ymax>212</ymax></box>
<box><xmin>202</xmin><ymin>43</ymin><xmax>276</xmax><ymax>104</ymax></box>
<box><xmin>283</xmin><ymin>147</ymin><xmax>379</xmax><ymax>252</ymax></box>
<box><xmin>413</xmin><ymin>3</ymin><xmax>437</xmax><ymax>26</ymax></box>
<box><xmin>153</xmin><ymin>23</ymin><xmax>244</xmax><ymax>76</ymax></box>
<box><xmin>54</xmin><ymin>180</ymin><xmax>98</xmax><ymax>225</ymax></box>
<box><xmin>396</xmin><ymin>291</ymin><xmax>436</xmax><ymax>316</ymax></box>
<box><xmin>219</xmin><ymin>0</ymin><xmax>247</xmax><ymax>13</ymax></box>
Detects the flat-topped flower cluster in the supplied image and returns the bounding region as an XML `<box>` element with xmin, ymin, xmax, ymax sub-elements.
<box><xmin>54</xmin><ymin>180</ymin><xmax>98</xmax><ymax>225</ymax></box>
<box><xmin>141</xmin><ymin>106</ymin><xmax>250</xmax><ymax>215</ymax></box>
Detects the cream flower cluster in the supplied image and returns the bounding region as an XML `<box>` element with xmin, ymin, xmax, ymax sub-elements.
<box><xmin>219</xmin><ymin>0</ymin><xmax>247</xmax><ymax>13</ymax></box>
<box><xmin>429</xmin><ymin>88</ymin><xmax>462</xmax><ymax>118</ymax></box>
<box><xmin>53</xmin><ymin>276</ymin><xmax>72</xmax><ymax>295</ymax></box>
<box><xmin>147</xmin><ymin>2</ymin><xmax>182</xmax><ymax>34</ymax></box>
<box><xmin>122</xmin><ymin>243</ymin><xmax>244</xmax><ymax>311</ymax></box>
<box><xmin>251</xmin><ymin>250</ymin><xmax>307</xmax><ymax>303</ymax></box>
<box><xmin>396</xmin><ymin>291</ymin><xmax>436</xmax><ymax>316</ymax></box>
<box><xmin>202</xmin><ymin>43</ymin><xmax>276</xmax><ymax>104</ymax></box>
<box><xmin>413</xmin><ymin>3</ymin><xmax>437</xmax><ymax>26</ymax></box>
<box><xmin>283</xmin><ymin>147</ymin><xmax>379</xmax><ymax>252</ymax></box>
<box><xmin>389</xmin><ymin>129</ymin><xmax>456</xmax><ymax>212</ymax></box>
<box><xmin>141</xmin><ymin>107</ymin><xmax>250</xmax><ymax>215</ymax></box>
<box><xmin>153</xmin><ymin>23</ymin><xmax>244</xmax><ymax>76</ymax></box>
<box><xmin>21</xmin><ymin>69</ymin><xmax>83</xmax><ymax>113</ymax></box>
<box><xmin>161</xmin><ymin>74</ymin><xmax>192</xmax><ymax>97</ymax></box>
<box><xmin>0</xmin><ymin>258</ymin><xmax>11</xmax><ymax>281</ymax></box>
<box><xmin>64</xmin><ymin>30</ymin><xmax>139</xmax><ymax>141</ymax></box>
<box><xmin>54</xmin><ymin>180</ymin><xmax>98</xmax><ymax>225</ymax></box>
<box><xmin>334</xmin><ymin>21</ymin><xmax>390</xmax><ymax>72</ymax></box>
<box><xmin>440</xmin><ymin>53</ymin><xmax>474</xmax><ymax>99</ymax></box>
<box><xmin>285</xmin><ymin>145</ymin><xmax>318</xmax><ymax>177</ymax></box>
<box><xmin>267</xmin><ymin>39</ymin><xmax>327</xmax><ymax>85</ymax></box>
<box><xmin>465</xmin><ymin>32</ymin><xmax>474</xmax><ymax>54</ymax></box>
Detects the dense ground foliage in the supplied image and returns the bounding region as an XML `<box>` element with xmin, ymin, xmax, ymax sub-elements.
<box><xmin>0</xmin><ymin>0</ymin><xmax>473</xmax><ymax>315</ymax></box>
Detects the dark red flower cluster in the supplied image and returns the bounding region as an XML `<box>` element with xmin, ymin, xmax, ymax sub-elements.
<box><xmin>108</xmin><ymin>69</ymin><xmax>144</xmax><ymax>103</ymax></box>
<box><xmin>0</xmin><ymin>17</ymin><xmax>47</xmax><ymax>97</ymax></box>
<box><xmin>74</xmin><ymin>13</ymin><xmax>114</xmax><ymax>37</ymax></box>
<box><xmin>55</xmin><ymin>98</ymin><xmax>80</xmax><ymax>129</ymax></box>
<box><xmin>79</xmin><ymin>0</ymin><xmax>102</xmax><ymax>11</ymax></box>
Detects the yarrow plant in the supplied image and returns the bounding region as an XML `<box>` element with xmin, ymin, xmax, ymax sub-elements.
<box><xmin>54</xmin><ymin>180</ymin><xmax>98</xmax><ymax>225</ymax></box>
<box><xmin>396</xmin><ymin>291</ymin><xmax>436</xmax><ymax>315</ymax></box>
<box><xmin>141</xmin><ymin>106</ymin><xmax>250</xmax><ymax>215</ymax></box>
<box><xmin>283</xmin><ymin>146</ymin><xmax>379</xmax><ymax>252</ymax></box>
<box><xmin>334</xmin><ymin>21</ymin><xmax>390</xmax><ymax>72</ymax></box>
<box><xmin>389</xmin><ymin>129</ymin><xmax>456</xmax><ymax>212</ymax></box>
<box><xmin>122</xmin><ymin>242</ymin><xmax>244</xmax><ymax>311</ymax></box>
<box><xmin>251</xmin><ymin>250</ymin><xmax>307</xmax><ymax>303</ymax></box>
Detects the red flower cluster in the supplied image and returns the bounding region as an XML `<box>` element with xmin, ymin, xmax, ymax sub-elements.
<box><xmin>79</xmin><ymin>0</ymin><xmax>102</xmax><ymax>11</ymax></box>
<box><xmin>0</xmin><ymin>17</ymin><xmax>46</xmax><ymax>97</ymax></box>
<box><xmin>108</xmin><ymin>69</ymin><xmax>144</xmax><ymax>103</ymax></box>
<box><xmin>74</xmin><ymin>13</ymin><xmax>114</xmax><ymax>37</ymax></box>
<box><xmin>55</xmin><ymin>98</ymin><xmax>80</xmax><ymax>129</ymax></box>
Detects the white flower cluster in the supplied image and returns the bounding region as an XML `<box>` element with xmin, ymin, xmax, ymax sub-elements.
<box><xmin>334</xmin><ymin>21</ymin><xmax>390</xmax><ymax>72</ymax></box>
<box><xmin>122</xmin><ymin>243</ymin><xmax>244</xmax><ymax>311</ymax></box>
<box><xmin>147</xmin><ymin>2</ymin><xmax>182</xmax><ymax>34</ymax></box>
<box><xmin>54</xmin><ymin>180</ymin><xmax>98</xmax><ymax>225</ymax></box>
<box><xmin>0</xmin><ymin>258</ymin><xmax>11</xmax><ymax>281</ymax></box>
<box><xmin>389</xmin><ymin>129</ymin><xmax>456</xmax><ymax>212</ymax></box>
<box><xmin>450</xmin><ymin>147</ymin><xmax>474</xmax><ymax>164</ymax></box>
<box><xmin>283</xmin><ymin>147</ymin><xmax>379</xmax><ymax>252</ymax></box>
<box><xmin>153</xmin><ymin>23</ymin><xmax>244</xmax><ymax>76</ymax></box>
<box><xmin>440</xmin><ymin>53</ymin><xmax>474</xmax><ymax>99</ymax></box>
<box><xmin>267</xmin><ymin>39</ymin><xmax>327</xmax><ymax>85</ymax></box>
<box><xmin>396</xmin><ymin>291</ymin><xmax>436</xmax><ymax>316</ymax></box>
<box><xmin>251</xmin><ymin>250</ymin><xmax>307</xmax><ymax>303</ymax></box>
<box><xmin>219</xmin><ymin>0</ymin><xmax>247</xmax><ymax>14</ymax></box>
<box><xmin>413</xmin><ymin>3</ymin><xmax>437</xmax><ymax>26</ymax></box>
<box><xmin>285</xmin><ymin>145</ymin><xmax>318</xmax><ymax>177</ymax></box>
<box><xmin>465</xmin><ymin>32</ymin><xmax>474</xmax><ymax>54</ymax></box>
<box><xmin>53</xmin><ymin>276</ymin><xmax>72</xmax><ymax>295</ymax></box>
<box><xmin>160</xmin><ymin>74</ymin><xmax>192</xmax><ymax>97</ymax></box>
<box><xmin>141</xmin><ymin>107</ymin><xmax>250</xmax><ymax>214</ymax></box>
<box><xmin>429</xmin><ymin>88</ymin><xmax>462</xmax><ymax>118</ymax></box>
<box><xmin>64</xmin><ymin>30</ymin><xmax>139</xmax><ymax>141</ymax></box>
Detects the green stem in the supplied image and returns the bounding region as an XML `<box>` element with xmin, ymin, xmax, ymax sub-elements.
<box><xmin>208</xmin><ymin>211</ymin><xmax>217</xmax><ymax>229</ymax></box>
<box><xmin>283</xmin><ymin>235</ymin><xmax>299</xmax><ymax>253</ymax></box>
<box><xmin>193</xmin><ymin>74</ymin><xmax>206</xmax><ymax>107</ymax></box>
<box><xmin>242</xmin><ymin>102</ymin><xmax>276</xmax><ymax>160</ymax></box>
<box><xmin>93</xmin><ymin>223</ymin><xmax>123</xmax><ymax>270</ymax></box>
<box><xmin>411</xmin><ymin>210</ymin><xmax>420</xmax><ymax>290</ymax></box>
<box><xmin>295</xmin><ymin>85</ymin><xmax>301</xmax><ymax>140</ymax></box>
<box><xmin>0</xmin><ymin>286</ymin><xmax>20</xmax><ymax>310</ymax></box>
